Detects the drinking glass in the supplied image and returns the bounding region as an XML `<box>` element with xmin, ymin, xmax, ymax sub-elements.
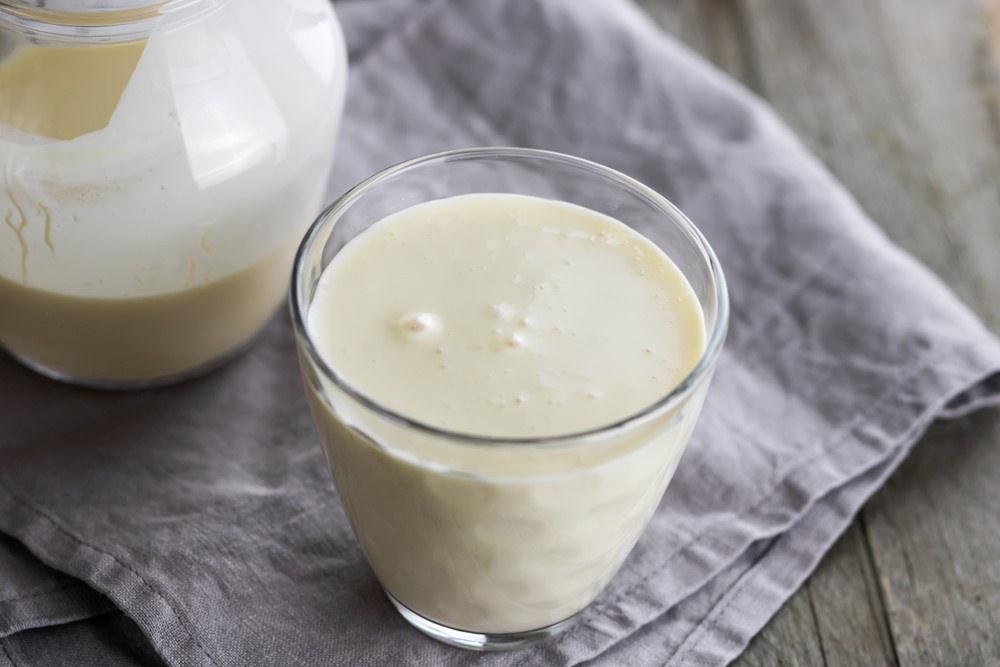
<box><xmin>291</xmin><ymin>148</ymin><xmax>728</xmax><ymax>650</ymax></box>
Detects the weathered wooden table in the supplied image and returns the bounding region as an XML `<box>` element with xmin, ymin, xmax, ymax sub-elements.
<box><xmin>636</xmin><ymin>0</ymin><xmax>1000</xmax><ymax>664</ymax></box>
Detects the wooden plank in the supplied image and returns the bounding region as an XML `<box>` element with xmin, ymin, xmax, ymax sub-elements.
<box><xmin>805</xmin><ymin>523</ymin><xmax>898</xmax><ymax>667</ymax></box>
<box><xmin>864</xmin><ymin>411</ymin><xmax>1000</xmax><ymax>665</ymax></box>
<box><xmin>645</xmin><ymin>0</ymin><xmax>1000</xmax><ymax>664</ymax></box>
<box><xmin>634</xmin><ymin>0</ymin><xmax>761</xmax><ymax>91</ymax></box>
<box><xmin>637</xmin><ymin>2</ymin><xmax>902</xmax><ymax>665</ymax></box>
<box><xmin>871</xmin><ymin>0</ymin><xmax>1000</xmax><ymax>327</ymax></box>
<box><xmin>733</xmin><ymin>589</ymin><xmax>826</xmax><ymax>667</ymax></box>
<box><xmin>735</xmin><ymin>0</ymin><xmax>1000</xmax><ymax>664</ymax></box>
<box><xmin>733</xmin><ymin>525</ymin><xmax>899</xmax><ymax>667</ymax></box>
<box><xmin>995</xmin><ymin>1</ymin><xmax>1000</xmax><ymax>75</ymax></box>
<box><xmin>635</xmin><ymin>7</ymin><xmax>829</xmax><ymax>663</ymax></box>
<box><xmin>739</xmin><ymin>0</ymin><xmax>1000</xmax><ymax>327</ymax></box>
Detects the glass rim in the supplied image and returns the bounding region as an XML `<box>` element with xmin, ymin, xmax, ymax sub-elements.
<box><xmin>290</xmin><ymin>147</ymin><xmax>730</xmax><ymax>446</ymax></box>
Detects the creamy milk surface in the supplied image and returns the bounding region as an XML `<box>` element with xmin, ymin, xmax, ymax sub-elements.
<box><xmin>305</xmin><ymin>193</ymin><xmax>708</xmax><ymax>633</ymax></box>
<box><xmin>309</xmin><ymin>194</ymin><xmax>704</xmax><ymax>437</ymax></box>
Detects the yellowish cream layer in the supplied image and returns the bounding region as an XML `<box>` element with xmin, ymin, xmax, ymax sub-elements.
<box><xmin>0</xmin><ymin>41</ymin><xmax>145</xmax><ymax>141</ymax></box>
<box><xmin>0</xmin><ymin>238</ymin><xmax>296</xmax><ymax>382</ymax></box>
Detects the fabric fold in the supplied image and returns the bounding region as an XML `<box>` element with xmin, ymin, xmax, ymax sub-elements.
<box><xmin>0</xmin><ymin>612</ymin><xmax>167</xmax><ymax>667</ymax></box>
<box><xmin>0</xmin><ymin>535</ymin><xmax>116</xmax><ymax>639</ymax></box>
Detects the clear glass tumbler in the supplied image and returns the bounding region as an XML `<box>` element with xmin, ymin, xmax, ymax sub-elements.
<box><xmin>291</xmin><ymin>148</ymin><xmax>728</xmax><ymax>650</ymax></box>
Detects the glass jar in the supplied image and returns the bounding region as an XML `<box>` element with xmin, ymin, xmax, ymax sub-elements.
<box><xmin>292</xmin><ymin>148</ymin><xmax>729</xmax><ymax>649</ymax></box>
<box><xmin>0</xmin><ymin>0</ymin><xmax>347</xmax><ymax>387</ymax></box>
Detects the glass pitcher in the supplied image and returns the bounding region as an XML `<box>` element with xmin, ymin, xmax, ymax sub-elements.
<box><xmin>0</xmin><ymin>0</ymin><xmax>347</xmax><ymax>387</ymax></box>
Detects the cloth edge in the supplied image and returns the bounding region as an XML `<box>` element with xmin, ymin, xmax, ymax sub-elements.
<box><xmin>0</xmin><ymin>637</ymin><xmax>15</xmax><ymax>667</ymax></box>
<box><xmin>0</xmin><ymin>482</ymin><xmax>217</xmax><ymax>667</ymax></box>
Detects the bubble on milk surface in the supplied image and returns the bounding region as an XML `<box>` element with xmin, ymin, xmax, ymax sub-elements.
<box><xmin>397</xmin><ymin>312</ymin><xmax>442</xmax><ymax>338</ymax></box>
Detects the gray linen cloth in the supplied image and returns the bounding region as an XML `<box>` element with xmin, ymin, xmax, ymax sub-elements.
<box><xmin>3</xmin><ymin>0</ymin><xmax>1000</xmax><ymax>665</ymax></box>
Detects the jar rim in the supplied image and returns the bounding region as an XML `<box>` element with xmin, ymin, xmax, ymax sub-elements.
<box><xmin>0</xmin><ymin>0</ymin><xmax>223</xmax><ymax>41</ymax></box>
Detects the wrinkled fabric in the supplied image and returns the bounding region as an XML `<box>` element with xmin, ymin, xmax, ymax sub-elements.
<box><xmin>2</xmin><ymin>1</ymin><xmax>999</xmax><ymax>665</ymax></box>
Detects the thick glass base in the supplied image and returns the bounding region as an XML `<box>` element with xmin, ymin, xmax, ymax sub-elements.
<box><xmin>386</xmin><ymin>591</ymin><xmax>582</xmax><ymax>651</ymax></box>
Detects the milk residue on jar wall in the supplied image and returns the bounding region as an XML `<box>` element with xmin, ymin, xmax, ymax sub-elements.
<box><xmin>0</xmin><ymin>0</ymin><xmax>347</xmax><ymax>383</ymax></box>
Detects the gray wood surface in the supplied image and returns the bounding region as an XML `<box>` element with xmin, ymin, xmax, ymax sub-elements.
<box><xmin>637</xmin><ymin>0</ymin><xmax>1000</xmax><ymax>664</ymax></box>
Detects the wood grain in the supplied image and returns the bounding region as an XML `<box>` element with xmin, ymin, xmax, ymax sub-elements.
<box><xmin>634</xmin><ymin>0</ymin><xmax>760</xmax><ymax>91</ymax></box>
<box><xmin>639</xmin><ymin>0</ymin><xmax>1000</xmax><ymax>664</ymax></box>
<box><xmin>994</xmin><ymin>0</ymin><xmax>1000</xmax><ymax>73</ymax></box>
<box><xmin>736</xmin><ymin>0</ymin><xmax>1000</xmax><ymax>664</ymax></box>
<box><xmin>865</xmin><ymin>410</ymin><xmax>1000</xmax><ymax>666</ymax></box>
<box><xmin>735</xmin><ymin>590</ymin><xmax>825</xmax><ymax>667</ymax></box>
<box><xmin>631</xmin><ymin>8</ymin><xmax>836</xmax><ymax>664</ymax></box>
<box><xmin>637</xmin><ymin>2</ymin><xmax>900</xmax><ymax>665</ymax></box>
<box><xmin>740</xmin><ymin>0</ymin><xmax>1000</xmax><ymax>326</ymax></box>
<box><xmin>805</xmin><ymin>523</ymin><xmax>897</xmax><ymax>667</ymax></box>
